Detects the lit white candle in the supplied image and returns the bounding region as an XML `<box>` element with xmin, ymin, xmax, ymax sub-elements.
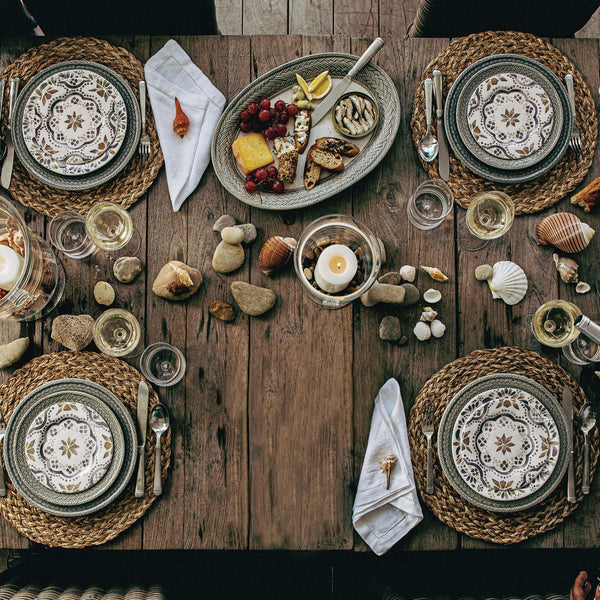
<box><xmin>314</xmin><ymin>244</ymin><xmax>358</xmax><ymax>294</ymax></box>
<box><xmin>0</xmin><ymin>245</ymin><xmax>24</xmax><ymax>291</ymax></box>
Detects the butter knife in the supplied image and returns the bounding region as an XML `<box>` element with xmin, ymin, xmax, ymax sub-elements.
<box><xmin>432</xmin><ymin>70</ymin><xmax>449</xmax><ymax>181</ymax></box>
<box><xmin>1</xmin><ymin>78</ymin><xmax>20</xmax><ymax>190</ymax></box>
<box><xmin>310</xmin><ymin>37</ymin><xmax>385</xmax><ymax>127</ymax></box>
<box><xmin>562</xmin><ymin>386</ymin><xmax>576</xmax><ymax>503</ymax></box>
<box><xmin>134</xmin><ymin>380</ymin><xmax>149</xmax><ymax>498</ymax></box>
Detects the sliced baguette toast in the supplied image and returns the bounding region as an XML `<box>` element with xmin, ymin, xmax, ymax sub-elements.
<box><xmin>314</xmin><ymin>137</ymin><xmax>360</xmax><ymax>157</ymax></box>
<box><xmin>294</xmin><ymin>109</ymin><xmax>311</xmax><ymax>154</ymax></box>
<box><xmin>303</xmin><ymin>148</ymin><xmax>322</xmax><ymax>190</ymax></box>
<box><xmin>309</xmin><ymin>147</ymin><xmax>344</xmax><ymax>172</ymax></box>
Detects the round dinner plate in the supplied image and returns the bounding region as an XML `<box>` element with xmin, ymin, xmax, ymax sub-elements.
<box><xmin>444</xmin><ymin>54</ymin><xmax>572</xmax><ymax>184</ymax></box>
<box><xmin>438</xmin><ymin>373</ymin><xmax>571</xmax><ymax>513</ymax></box>
<box><xmin>12</xmin><ymin>61</ymin><xmax>141</xmax><ymax>192</ymax></box>
<box><xmin>21</xmin><ymin>67</ymin><xmax>128</xmax><ymax>176</ymax></box>
<box><xmin>5</xmin><ymin>379</ymin><xmax>137</xmax><ymax>517</ymax></box>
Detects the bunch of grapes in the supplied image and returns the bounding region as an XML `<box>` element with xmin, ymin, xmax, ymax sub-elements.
<box><xmin>239</xmin><ymin>98</ymin><xmax>299</xmax><ymax>140</ymax></box>
<box><xmin>244</xmin><ymin>166</ymin><xmax>284</xmax><ymax>194</ymax></box>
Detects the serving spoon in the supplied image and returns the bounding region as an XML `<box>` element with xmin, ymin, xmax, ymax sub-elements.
<box><xmin>577</xmin><ymin>402</ymin><xmax>597</xmax><ymax>494</ymax></box>
<box><xmin>0</xmin><ymin>81</ymin><xmax>6</xmax><ymax>163</ymax></box>
<box><xmin>150</xmin><ymin>403</ymin><xmax>170</xmax><ymax>496</ymax></box>
<box><xmin>418</xmin><ymin>78</ymin><xmax>438</xmax><ymax>162</ymax></box>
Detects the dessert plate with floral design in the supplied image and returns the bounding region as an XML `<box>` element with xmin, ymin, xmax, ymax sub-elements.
<box><xmin>438</xmin><ymin>373</ymin><xmax>571</xmax><ymax>513</ymax></box>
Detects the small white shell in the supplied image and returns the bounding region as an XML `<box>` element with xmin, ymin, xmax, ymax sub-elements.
<box><xmin>423</xmin><ymin>288</ymin><xmax>442</xmax><ymax>303</ymax></box>
<box><xmin>576</xmin><ymin>281</ymin><xmax>591</xmax><ymax>294</ymax></box>
<box><xmin>488</xmin><ymin>261</ymin><xmax>528</xmax><ymax>306</ymax></box>
<box><xmin>430</xmin><ymin>319</ymin><xmax>446</xmax><ymax>338</ymax></box>
<box><xmin>420</xmin><ymin>307</ymin><xmax>437</xmax><ymax>322</ymax></box>
<box><xmin>413</xmin><ymin>321</ymin><xmax>431</xmax><ymax>341</ymax></box>
<box><xmin>399</xmin><ymin>265</ymin><xmax>416</xmax><ymax>282</ymax></box>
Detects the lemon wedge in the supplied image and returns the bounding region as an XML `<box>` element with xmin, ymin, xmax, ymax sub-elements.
<box><xmin>308</xmin><ymin>70</ymin><xmax>329</xmax><ymax>92</ymax></box>
<box><xmin>295</xmin><ymin>73</ymin><xmax>313</xmax><ymax>100</ymax></box>
<box><xmin>310</xmin><ymin>74</ymin><xmax>333</xmax><ymax>99</ymax></box>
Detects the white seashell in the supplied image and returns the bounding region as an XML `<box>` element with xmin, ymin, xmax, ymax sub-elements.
<box><xmin>475</xmin><ymin>264</ymin><xmax>493</xmax><ymax>281</ymax></box>
<box><xmin>423</xmin><ymin>288</ymin><xmax>442</xmax><ymax>303</ymax></box>
<box><xmin>488</xmin><ymin>261</ymin><xmax>528</xmax><ymax>306</ymax></box>
<box><xmin>399</xmin><ymin>265</ymin><xmax>416</xmax><ymax>282</ymax></box>
<box><xmin>430</xmin><ymin>319</ymin><xmax>446</xmax><ymax>338</ymax></box>
<box><xmin>420</xmin><ymin>307</ymin><xmax>438</xmax><ymax>322</ymax></box>
<box><xmin>413</xmin><ymin>321</ymin><xmax>431</xmax><ymax>341</ymax></box>
<box><xmin>576</xmin><ymin>281</ymin><xmax>591</xmax><ymax>294</ymax></box>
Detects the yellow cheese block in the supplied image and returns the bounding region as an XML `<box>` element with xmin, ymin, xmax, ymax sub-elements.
<box><xmin>232</xmin><ymin>133</ymin><xmax>274</xmax><ymax>175</ymax></box>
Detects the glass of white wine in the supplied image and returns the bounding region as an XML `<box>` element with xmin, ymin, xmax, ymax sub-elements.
<box><xmin>459</xmin><ymin>191</ymin><xmax>515</xmax><ymax>251</ymax></box>
<box><xmin>93</xmin><ymin>308</ymin><xmax>142</xmax><ymax>357</ymax></box>
<box><xmin>531</xmin><ymin>300</ymin><xmax>582</xmax><ymax>348</ymax></box>
<box><xmin>85</xmin><ymin>202</ymin><xmax>141</xmax><ymax>255</ymax></box>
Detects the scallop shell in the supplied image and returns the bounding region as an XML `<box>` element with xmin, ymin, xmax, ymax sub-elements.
<box><xmin>413</xmin><ymin>321</ymin><xmax>431</xmax><ymax>341</ymax></box>
<box><xmin>423</xmin><ymin>288</ymin><xmax>442</xmax><ymax>303</ymax></box>
<box><xmin>258</xmin><ymin>236</ymin><xmax>295</xmax><ymax>275</ymax></box>
<box><xmin>536</xmin><ymin>213</ymin><xmax>595</xmax><ymax>253</ymax></box>
<box><xmin>421</xmin><ymin>266</ymin><xmax>448</xmax><ymax>282</ymax></box>
<box><xmin>576</xmin><ymin>281</ymin><xmax>591</xmax><ymax>294</ymax></box>
<box><xmin>488</xmin><ymin>261</ymin><xmax>528</xmax><ymax>305</ymax></box>
<box><xmin>552</xmin><ymin>253</ymin><xmax>578</xmax><ymax>284</ymax></box>
<box><xmin>430</xmin><ymin>319</ymin><xmax>446</xmax><ymax>338</ymax></box>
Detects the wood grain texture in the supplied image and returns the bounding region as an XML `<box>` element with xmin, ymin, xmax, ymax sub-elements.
<box><xmin>243</xmin><ymin>1</ymin><xmax>288</xmax><ymax>35</ymax></box>
<box><xmin>379</xmin><ymin>0</ymin><xmax>420</xmax><ymax>38</ymax></box>
<box><xmin>333</xmin><ymin>0</ymin><xmax>378</xmax><ymax>37</ymax></box>
<box><xmin>290</xmin><ymin>0</ymin><xmax>334</xmax><ymax>34</ymax></box>
<box><xmin>215</xmin><ymin>0</ymin><xmax>243</xmax><ymax>34</ymax></box>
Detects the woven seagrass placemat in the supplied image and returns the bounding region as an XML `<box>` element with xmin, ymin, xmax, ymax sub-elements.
<box><xmin>0</xmin><ymin>351</ymin><xmax>171</xmax><ymax>548</ymax></box>
<box><xmin>0</xmin><ymin>37</ymin><xmax>163</xmax><ymax>217</ymax></box>
<box><xmin>410</xmin><ymin>31</ymin><xmax>598</xmax><ymax>215</ymax></box>
<box><xmin>408</xmin><ymin>347</ymin><xmax>599</xmax><ymax>544</ymax></box>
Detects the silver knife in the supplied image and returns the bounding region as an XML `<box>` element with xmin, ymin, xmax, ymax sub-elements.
<box><xmin>1</xmin><ymin>77</ymin><xmax>20</xmax><ymax>190</ymax></box>
<box><xmin>310</xmin><ymin>37</ymin><xmax>385</xmax><ymax>127</ymax></box>
<box><xmin>134</xmin><ymin>380</ymin><xmax>149</xmax><ymax>498</ymax></box>
<box><xmin>562</xmin><ymin>386</ymin><xmax>576</xmax><ymax>503</ymax></box>
<box><xmin>432</xmin><ymin>70</ymin><xmax>449</xmax><ymax>181</ymax></box>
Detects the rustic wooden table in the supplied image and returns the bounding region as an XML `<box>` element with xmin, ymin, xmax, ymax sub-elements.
<box><xmin>0</xmin><ymin>35</ymin><xmax>598</xmax><ymax>551</ymax></box>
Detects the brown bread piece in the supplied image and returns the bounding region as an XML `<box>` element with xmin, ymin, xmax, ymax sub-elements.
<box><xmin>571</xmin><ymin>176</ymin><xmax>600</xmax><ymax>212</ymax></box>
<box><xmin>303</xmin><ymin>147</ymin><xmax>322</xmax><ymax>190</ymax></box>
<box><xmin>314</xmin><ymin>137</ymin><xmax>360</xmax><ymax>157</ymax></box>
<box><xmin>309</xmin><ymin>147</ymin><xmax>344</xmax><ymax>172</ymax></box>
<box><xmin>294</xmin><ymin>109</ymin><xmax>311</xmax><ymax>154</ymax></box>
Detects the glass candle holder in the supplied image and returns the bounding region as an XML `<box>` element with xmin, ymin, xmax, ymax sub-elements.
<box><xmin>294</xmin><ymin>214</ymin><xmax>382</xmax><ymax>309</ymax></box>
<box><xmin>406</xmin><ymin>179</ymin><xmax>454</xmax><ymax>230</ymax></box>
<box><xmin>0</xmin><ymin>192</ymin><xmax>65</xmax><ymax>321</ymax></box>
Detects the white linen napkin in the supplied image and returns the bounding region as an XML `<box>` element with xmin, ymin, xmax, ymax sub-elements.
<box><xmin>353</xmin><ymin>378</ymin><xmax>423</xmax><ymax>555</ymax></box>
<box><xmin>144</xmin><ymin>39</ymin><xmax>226</xmax><ymax>211</ymax></box>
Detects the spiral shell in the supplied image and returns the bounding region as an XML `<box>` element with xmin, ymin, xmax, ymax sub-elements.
<box><xmin>258</xmin><ymin>236</ymin><xmax>296</xmax><ymax>275</ymax></box>
<box><xmin>536</xmin><ymin>213</ymin><xmax>595</xmax><ymax>253</ymax></box>
<box><xmin>421</xmin><ymin>266</ymin><xmax>448</xmax><ymax>282</ymax></box>
<box><xmin>488</xmin><ymin>261</ymin><xmax>528</xmax><ymax>306</ymax></box>
<box><xmin>552</xmin><ymin>253</ymin><xmax>578</xmax><ymax>284</ymax></box>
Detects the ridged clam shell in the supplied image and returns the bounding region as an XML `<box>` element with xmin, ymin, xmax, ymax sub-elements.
<box><xmin>536</xmin><ymin>213</ymin><xmax>595</xmax><ymax>253</ymax></box>
<box><xmin>488</xmin><ymin>261</ymin><xmax>528</xmax><ymax>306</ymax></box>
<box><xmin>258</xmin><ymin>236</ymin><xmax>295</xmax><ymax>275</ymax></box>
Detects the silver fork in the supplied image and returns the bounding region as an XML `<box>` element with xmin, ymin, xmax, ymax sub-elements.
<box><xmin>565</xmin><ymin>74</ymin><xmax>582</xmax><ymax>154</ymax></box>
<box><xmin>0</xmin><ymin>410</ymin><xmax>7</xmax><ymax>497</ymax></box>
<box><xmin>138</xmin><ymin>81</ymin><xmax>150</xmax><ymax>161</ymax></box>
<box><xmin>422</xmin><ymin>407</ymin><xmax>435</xmax><ymax>495</ymax></box>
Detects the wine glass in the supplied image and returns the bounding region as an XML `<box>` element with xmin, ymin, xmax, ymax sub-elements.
<box><xmin>93</xmin><ymin>308</ymin><xmax>142</xmax><ymax>357</ymax></box>
<box><xmin>140</xmin><ymin>342</ymin><xmax>186</xmax><ymax>387</ymax></box>
<box><xmin>85</xmin><ymin>202</ymin><xmax>141</xmax><ymax>256</ymax></box>
<box><xmin>531</xmin><ymin>300</ymin><xmax>581</xmax><ymax>348</ymax></box>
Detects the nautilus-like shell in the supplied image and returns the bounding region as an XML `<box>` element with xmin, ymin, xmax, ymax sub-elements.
<box><xmin>536</xmin><ymin>213</ymin><xmax>595</xmax><ymax>254</ymax></box>
<box><xmin>488</xmin><ymin>261</ymin><xmax>528</xmax><ymax>306</ymax></box>
<box><xmin>552</xmin><ymin>253</ymin><xmax>579</xmax><ymax>284</ymax></box>
<box><xmin>258</xmin><ymin>236</ymin><xmax>296</xmax><ymax>275</ymax></box>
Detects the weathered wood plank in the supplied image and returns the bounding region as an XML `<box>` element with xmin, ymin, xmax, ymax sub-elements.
<box><xmin>333</xmin><ymin>0</ymin><xmax>378</xmax><ymax>37</ymax></box>
<box><xmin>243</xmin><ymin>1</ymin><xmax>288</xmax><ymax>35</ymax></box>
<box><xmin>379</xmin><ymin>0</ymin><xmax>421</xmax><ymax>38</ymax></box>
<box><xmin>215</xmin><ymin>0</ymin><xmax>243</xmax><ymax>34</ymax></box>
<box><xmin>290</xmin><ymin>1</ymin><xmax>334</xmax><ymax>35</ymax></box>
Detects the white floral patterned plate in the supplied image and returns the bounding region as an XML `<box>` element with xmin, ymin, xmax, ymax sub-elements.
<box><xmin>437</xmin><ymin>374</ymin><xmax>571</xmax><ymax>513</ymax></box>
<box><xmin>21</xmin><ymin>68</ymin><xmax>128</xmax><ymax>176</ymax></box>
<box><xmin>25</xmin><ymin>401</ymin><xmax>114</xmax><ymax>494</ymax></box>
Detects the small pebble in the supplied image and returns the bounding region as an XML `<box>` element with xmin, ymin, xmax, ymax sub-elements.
<box><xmin>213</xmin><ymin>214</ymin><xmax>236</xmax><ymax>233</ymax></box>
<box><xmin>113</xmin><ymin>256</ymin><xmax>142</xmax><ymax>283</ymax></box>
<box><xmin>209</xmin><ymin>301</ymin><xmax>235</xmax><ymax>322</ymax></box>
<box><xmin>398</xmin><ymin>335</ymin><xmax>408</xmax><ymax>346</ymax></box>
<box><xmin>51</xmin><ymin>314</ymin><xmax>94</xmax><ymax>351</ymax></box>
<box><xmin>378</xmin><ymin>272</ymin><xmax>402</xmax><ymax>285</ymax></box>
<box><xmin>360</xmin><ymin>290</ymin><xmax>378</xmax><ymax>307</ymax></box>
<box><xmin>400</xmin><ymin>283</ymin><xmax>420</xmax><ymax>306</ymax></box>
<box><xmin>231</xmin><ymin>281</ymin><xmax>276</xmax><ymax>316</ymax></box>
<box><xmin>94</xmin><ymin>281</ymin><xmax>115</xmax><ymax>306</ymax></box>
<box><xmin>303</xmin><ymin>267</ymin><xmax>313</xmax><ymax>280</ymax></box>
<box><xmin>379</xmin><ymin>316</ymin><xmax>402</xmax><ymax>342</ymax></box>
<box><xmin>221</xmin><ymin>226</ymin><xmax>244</xmax><ymax>245</ymax></box>
<box><xmin>368</xmin><ymin>283</ymin><xmax>406</xmax><ymax>305</ymax></box>
<box><xmin>475</xmin><ymin>264</ymin><xmax>493</xmax><ymax>281</ymax></box>
<box><xmin>235</xmin><ymin>223</ymin><xmax>257</xmax><ymax>244</ymax></box>
<box><xmin>212</xmin><ymin>241</ymin><xmax>245</xmax><ymax>273</ymax></box>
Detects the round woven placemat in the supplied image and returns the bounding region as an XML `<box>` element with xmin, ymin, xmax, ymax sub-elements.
<box><xmin>410</xmin><ymin>31</ymin><xmax>598</xmax><ymax>214</ymax></box>
<box><xmin>0</xmin><ymin>37</ymin><xmax>163</xmax><ymax>217</ymax></box>
<box><xmin>0</xmin><ymin>351</ymin><xmax>171</xmax><ymax>548</ymax></box>
<box><xmin>408</xmin><ymin>347</ymin><xmax>599</xmax><ymax>545</ymax></box>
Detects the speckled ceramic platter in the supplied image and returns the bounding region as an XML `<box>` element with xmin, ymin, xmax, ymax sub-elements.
<box><xmin>5</xmin><ymin>379</ymin><xmax>136</xmax><ymax>516</ymax></box>
<box><xmin>211</xmin><ymin>52</ymin><xmax>400</xmax><ymax>210</ymax></box>
<box><xmin>444</xmin><ymin>54</ymin><xmax>572</xmax><ymax>183</ymax></box>
<box><xmin>438</xmin><ymin>373</ymin><xmax>571</xmax><ymax>513</ymax></box>
<box><xmin>12</xmin><ymin>61</ymin><xmax>140</xmax><ymax>191</ymax></box>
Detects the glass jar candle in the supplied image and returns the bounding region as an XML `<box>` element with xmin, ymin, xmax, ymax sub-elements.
<box><xmin>0</xmin><ymin>193</ymin><xmax>64</xmax><ymax>321</ymax></box>
<box><xmin>294</xmin><ymin>214</ymin><xmax>382</xmax><ymax>309</ymax></box>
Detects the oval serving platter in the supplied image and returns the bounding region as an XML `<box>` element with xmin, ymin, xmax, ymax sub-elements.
<box><xmin>211</xmin><ymin>52</ymin><xmax>401</xmax><ymax>210</ymax></box>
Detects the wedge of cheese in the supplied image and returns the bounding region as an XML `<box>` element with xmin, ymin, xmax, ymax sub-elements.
<box><xmin>232</xmin><ymin>133</ymin><xmax>274</xmax><ymax>175</ymax></box>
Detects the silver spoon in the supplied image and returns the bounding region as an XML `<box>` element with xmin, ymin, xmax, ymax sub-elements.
<box><xmin>150</xmin><ymin>403</ymin><xmax>170</xmax><ymax>496</ymax></box>
<box><xmin>577</xmin><ymin>401</ymin><xmax>596</xmax><ymax>494</ymax></box>
<box><xmin>0</xmin><ymin>81</ymin><xmax>6</xmax><ymax>162</ymax></box>
<box><xmin>418</xmin><ymin>78</ymin><xmax>438</xmax><ymax>162</ymax></box>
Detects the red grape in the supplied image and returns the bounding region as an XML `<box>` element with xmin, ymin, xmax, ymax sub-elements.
<box><xmin>278</xmin><ymin>112</ymin><xmax>289</xmax><ymax>124</ymax></box>
<box><xmin>254</xmin><ymin>168</ymin><xmax>268</xmax><ymax>181</ymax></box>
<box><xmin>274</xmin><ymin>100</ymin><xmax>286</xmax><ymax>112</ymax></box>
<box><xmin>276</xmin><ymin>124</ymin><xmax>287</xmax><ymax>137</ymax></box>
<box><xmin>240</xmin><ymin>121</ymin><xmax>252</xmax><ymax>133</ymax></box>
<box><xmin>260</xmin><ymin>179</ymin><xmax>273</xmax><ymax>190</ymax></box>
<box><xmin>266</xmin><ymin>166</ymin><xmax>278</xmax><ymax>177</ymax></box>
<box><xmin>246</xmin><ymin>173</ymin><xmax>256</xmax><ymax>182</ymax></box>
<box><xmin>258</xmin><ymin>109</ymin><xmax>271</xmax><ymax>122</ymax></box>
<box><xmin>240</xmin><ymin>110</ymin><xmax>250</xmax><ymax>122</ymax></box>
<box><xmin>286</xmin><ymin>103</ymin><xmax>298</xmax><ymax>116</ymax></box>
<box><xmin>272</xmin><ymin>180</ymin><xmax>284</xmax><ymax>193</ymax></box>
<box><xmin>250</xmin><ymin>121</ymin><xmax>260</xmax><ymax>132</ymax></box>
<box><xmin>269</xmin><ymin>108</ymin><xmax>276</xmax><ymax>119</ymax></box>
<box><xmin>264</xmin><ymin>127</ymin><xmax>277</xmax><ymax>140</ymax></box>
<box><xmin>259</xmin><ymin>98</ymin><xmax>271</xmax><ymax>110</ymax></box>
<box><xmin>245</xmin><ymin>180</ymin><xmax>257</xmax><ymax>193</ymax></box>
<box><xmin>247</xmin><ymin>102</ymin><xmax>259</xmax><ymax>115</ymax></box>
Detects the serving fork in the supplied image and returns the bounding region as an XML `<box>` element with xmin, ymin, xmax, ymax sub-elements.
<box><xmin>565</xmin><ymin>74</ymin><xmax>582</xmax><ymax>154</ymax></box>
<box><xmin>138</xmin><ymin>81</ymin><xmax>151</xmax><ymax>161</ymax></box>
<box><xmin>0</xmin><ymin>410</ymin><xmax>7</xmax><ymax>497</ymax></box>
<box><xmin>421</xmin><ymin>406</ymin><xmax>435</xmax><ymax>495</ymax></box>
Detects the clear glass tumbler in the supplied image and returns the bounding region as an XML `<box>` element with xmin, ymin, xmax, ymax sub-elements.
<box><xmin>140</xmin><ymin>342</ymin><xmax>186</xmax><ymax>387</ymax></box>
<box><xmin>406</xmin><ymin>179</ymin><xmax>454</xmax><ymax>230</ymax></box>
<box><xmin>48</xmin><ymin>210</ymin><xmax>95</xmax><ymax>259</ymax></box>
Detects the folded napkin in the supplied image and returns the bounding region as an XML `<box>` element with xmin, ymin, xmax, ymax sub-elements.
<box><xmin>353</xmin><ymin>378</ymin><xmax>423</xmax><ymax>555</ymax></box>
<box><xmin>145</xmin><ymin>39</ymin><xmax>226</xmax><ymax>211</ymax></box>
